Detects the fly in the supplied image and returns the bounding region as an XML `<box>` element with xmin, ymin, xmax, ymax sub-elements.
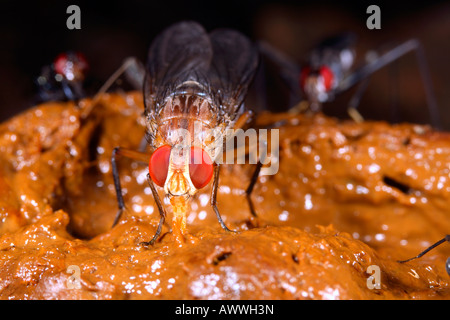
<box><xmin>35</xmin><ymin>51</ymin><xmax>89</xmax><ymax>103</ymax></box>
<box><xmin>110</xmin><ymin>21</ymin><xmax>260</xmax><ymax>245</ymax></box>
<box><xmin>258</xmin><ymin>33</ymin><xmax>441</xmax><ymax>129</ymax></box>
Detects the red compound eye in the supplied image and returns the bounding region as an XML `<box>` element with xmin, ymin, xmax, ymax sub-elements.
<box><xmin>299</xmin><ymin>66</ymin><xmax>311</xmax><ymax>92</ymax></box>
<box><xmin>189</xmin><ymin>146</ymin><xmax>214</xmax><ymax>189</ymax></box>
<box><xmin>319</xmin><ymin>65</ymin><xmax>334</xmax><ymax>91</ymax></box>
<box><xmin>54</xmin><ymin>52</ymin><xmax>89</xmax><ymax>80</ymax></box>
<box><xmin>149</xmin><ymin>145</ymin><xmax>171</xmax><ymax>187</ymax></box>
<box><xmin>54</xmin><ymin>53</ymin><xmax>69</xmax><ymax>76</ymax></box>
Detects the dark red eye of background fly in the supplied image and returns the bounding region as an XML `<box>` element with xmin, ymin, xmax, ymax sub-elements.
<box><xmin>319</xmin><ymin>65</ymin><xmax>334</xmax><ymax>91</ymax></box>
<box><xmin>53</xmin><ymin>52</ymin><xmax>89</xmax><ymax>80</ymax></box>
<box><xmin>299</xmin><ymin>66</ymin><xmax>311</xmax><ymax>91</ymax></box>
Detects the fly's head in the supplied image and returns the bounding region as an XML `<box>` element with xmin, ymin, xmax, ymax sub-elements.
<box><xmin>148</xmin><ymin>143</ymin><xmax>214</xmax><ymax>201</ymax></box>
<box><xmin>300</xmin><ymin>65</ymin><xmax>334</xmax><ymax>109</ymax></box>
<box><xmin>145</xmin><ymin>93</ymin><xmax>226</xmax><ymax>202</ymax></box>
<box><xmin>54</xmin><ymin>51</ymin><xmax>89</xmax><ymax>82</ymax></box>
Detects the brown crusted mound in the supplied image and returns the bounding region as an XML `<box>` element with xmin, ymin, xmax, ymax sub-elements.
<box><xmin>0</xmin><ymin>92</ymin><xmax>449</xmax><ymax>299</ymax></box>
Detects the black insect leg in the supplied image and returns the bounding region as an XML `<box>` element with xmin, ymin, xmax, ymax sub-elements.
<box><xmin>257</xmin><ymin>41</ymin><xmax>303</xmax><ymax>110</ymax></box>
<box><xmin>231</xmin><ymin>121</ymin><xmax>274</xmax><ymax>220</ymax></box>
<box><xmin>245</xmin><ymin>130</ymin><xmax>272</xmax><ymax>219</ymax></box>
<box><xmin>398</xmin><ymin>235</ymin><xmax>450</xmax><ymax>266</ymax></box>
<box><xmin>245</xmin><ymin>160</ymin><xmax>263</xmax><ymax>218</ymax></box>
<box><xmin>82</xmin><ymin>57</ymin><xmax>145</xmax><ymax>118</ymax></box>
<box><xmin>210</xmin><ymin>164</ymin><xmax>236</xmax><ymax>233</ymax></box>
<box><xmin>414</xmin><ymin>42</ymin><xmax>441</xmax><ymax>129</ymax></box>
<box><xmin>111</xmin><ymin>147</ymin><xmax>166</xmax><ymax>245</ymax></box>
<box><xmin>111</xmin><ymin>147</ymin><xmax>125</xmax><ymax>227</ymax></box>
<box><xmin>388</xmin><ymin>59</ymin><xmax>400</xmax><ymax>124</ymax></box>
<box><xmin>339</xmin><ymin>39</ymin><xmax>440</xmax><ymax>129</ymax></box>
<box><xmin>347</xmin><ymin>78</ymin><xmax>370</xmax><ymax>123</ymax></box>
<box><xmin>139</xmin><ymin>174</ymin><xmax>166</xmax><ymax>246</ymax></box>
<box><xmin>96</xmin><ymin>57</ymin><xmax>145</xmax><ymax>99</ymax></box>
<box><xmin>60</xmin><ymin>77</ymin><xmax>85</xmax><ymax>102</ymax></box>
<box><xmin>111</xmin><ymin>146</ymin><xmax>151</xmax><ymax>227</ymax></box>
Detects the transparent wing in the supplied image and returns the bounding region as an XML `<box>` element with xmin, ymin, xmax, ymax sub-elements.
<box><xmin>208</xmin><ymin>29</ymin><xmax>259</xmax><ymax>119</ymax></box>
<box><xmin>144</xmin><ymin>21</ymin><xmax>212</xmax><ymax>111</ymax></box>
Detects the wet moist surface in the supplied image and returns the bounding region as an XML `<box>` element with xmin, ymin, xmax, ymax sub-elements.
<box><xmin>0</xmin><ymin>92</ymin><xmax>449</xmax><ymax>299</ymax></box>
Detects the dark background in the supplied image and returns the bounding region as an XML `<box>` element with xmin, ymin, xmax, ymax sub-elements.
<box><xmin>0</xmin><ymin>0</ymin><xmax>449</xmax><ymax>129</ymax></box>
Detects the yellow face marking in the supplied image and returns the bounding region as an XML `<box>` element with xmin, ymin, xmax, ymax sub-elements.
<box><xmin>170</xmin><ymin>195</ymin><xmax>188</xmax><ymax>244</ymax></box>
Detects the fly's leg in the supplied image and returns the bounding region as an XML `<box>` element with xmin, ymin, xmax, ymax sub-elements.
<box><xmin>82</xmin><ymin>57</ymin><xmax>145</xmax><ymax>119</ymax></box>
<box><xmin>388</xmin><ymin>57</ymin><xmax>400</xmax><ymax>124</ymax></box>
<box><xmin>398</xmin><ymin>234</ymin><xmax>449</xmax><ymax>263</ymax></box>
<box><xmin>398</xmin><ymin>234</ymin><xmax>450</xmax><ymax>275</ymax></box>
<box><xmin>96</xmin><ymin>57</ymin><xmax>145</xmax><ymax>97</ymax></box>
<box><xmin>111</xmin><ymin>147</ymin><xmax>126</xmax><ymax>227</ymax></box>
<box><xmin>111</xmin><ymin>146</ymin><xmax>166</xmax><ymax>245</ymax></box>
<box><xmin>61</xmin><ymin>77</ymin><xmax>85</xmax><ymax>102</ymax></box>
<box><xmin>347</xmin><ymin>78</ymin><xmax>370</xmax><ymax>123</ymax></box>
<box><xmin>227</xmin><ymin>110</ymin><xmax>261</xmax><ymax>218</ymax></box>
<box><xmin>226</xmin><ymin>111</ymin><xmax>277</xmax><ymax>220</ymax></box>
<box><xmin>245</xmin><ymin>161</ymin><xmax>263</xmax><ymax>218</ymax></box>
<box><xmin>345</xmin><ymin>51</ymin><xmax>378</xmax><ymax>123</ymax></box>
<box><xmin>339</xmin><ymin>39</ymin><xmax>440</xmax><ymax>129</ymax></box>
<box><xmin>210</xmin><ymin>164</ymin><xmax>236</xmax><ymax>233</ymax></box>
<box><xmin>140</xmin><ymin>174</ymin><xmax>166</xmax><ymax>246</ymax></box>
<box><xmin>111</xmin><ymin>146</ymin><xmax>150</xmax><ymax>227</ymax></box>
<box><xmin>257</xmin><ymin>41</ymin><xmax>303</xmax><ymax>109</ymax></box>
<box><xmin>245</xmin><ymin>130</ymin><xmax>269</xmax><ymax>219</ymax></box>
<box><xmin>288</xmin><ymin>100</ymin><xmax>310</xmax><ymax>115</ymax></box>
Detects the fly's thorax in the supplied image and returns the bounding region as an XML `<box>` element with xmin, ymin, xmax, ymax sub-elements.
<box><xmin>147</xmin><ymin>93</ymin><xmax>228</xmax><ymax>162</ymax></box>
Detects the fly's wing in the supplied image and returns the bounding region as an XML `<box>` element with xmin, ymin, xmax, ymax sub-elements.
<box><xmin>208</xmin><ymin>29</ymin><xmax>259</xmax><ymax>122</ymax></box>
<box><xmin>144</xmin><ymin>21</ymin><xmax>212</xmax><ymax>113</ymax></box>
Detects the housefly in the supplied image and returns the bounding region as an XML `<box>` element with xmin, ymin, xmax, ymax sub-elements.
<box><xmin>258</xmin><ymin>33</ymin><xmax>441</xmax><ymax>129</ymax></box>
<box><xmin>35</xmin><ymin>51</ymin><xmax>89</xmax><ymax>102</ymax></box>
<box><xmin>110</xmin><ymin>21</ymin><xmax>260</xmax><ymax>245</ymax></box>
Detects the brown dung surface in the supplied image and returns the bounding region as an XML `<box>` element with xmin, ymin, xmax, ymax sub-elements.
<box><xmin>0</xmin><ymin>92</ymin><xmax>449</xmax><ymax>299</ymax></box>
